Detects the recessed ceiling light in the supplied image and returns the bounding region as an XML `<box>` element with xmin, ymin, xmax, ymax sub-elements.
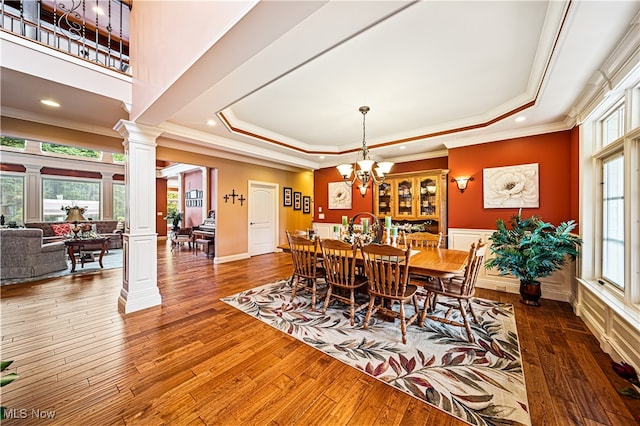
<box><xmin>319</xmin><ymin>155</ymin><xmax>325</xmax><ymax>160</ymax></box>
<box><xmin>399</xmin><ymin>146</ymin><xmax>406</xmax><ymax>150</ymax></box>
<box><xmin>41</xmin><ymin>99</ymin><xmax>60</xmax><ymax>108</ymax></box>
<box><xmin>515</xmin><ymin>116</ymin><xmax>526</xmax><ymax>123</ymax></box>
<box><xmin>93</xmin><ymin>6</ymin><xmax>104</xmax><ymax>15</ymax></box>
<box><xmin>206</xmin><ymin>119</ymin><xmax>216</xmax><ymax>126</ymax></box>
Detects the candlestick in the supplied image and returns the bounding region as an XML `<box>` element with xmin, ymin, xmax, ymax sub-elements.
<box><xmin>391</xmin><ymin>226</ymin><xmax>398</xmax><ymax>237</ymax></box>
<box><xmin>362</xmin><ymin>218</ymin><xmax>369</xmax><ymax>234</ymax></box>
<box><xmin>342</xmin><ymin>216</ymin><xmax>348</xmax><ymax>227</ymax></box>
<box><xmin>385</xmin><ymin>227</ymin><xmax>391</xmax><ymax>245</ymax></box>
<box><xmin>385</xmin><ymin>216</ymin><xmax>392</xmax><ymax>228</ymax></box>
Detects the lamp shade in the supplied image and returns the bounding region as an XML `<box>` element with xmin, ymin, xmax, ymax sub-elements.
<box><xmin>337</xmin><ymin>164</ymin><xmax>354</xmax><ymax>178</ymax></box>
<box><xmin>65</xmin><ymin>207</ymin><xmax>86</xmax><ymax>222</ymax></box>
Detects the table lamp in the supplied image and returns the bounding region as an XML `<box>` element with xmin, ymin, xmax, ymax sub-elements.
<box><xmin>65</xmin><ymin>207</ymin><xmax>86</xmax><ymax>238</ymax></box>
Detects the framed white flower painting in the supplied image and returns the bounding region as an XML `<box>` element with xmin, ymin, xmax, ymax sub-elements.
<box><xmin>328</xmin><ymin>182</ymin><xmax>352</xmax><ymax>209</ymax></box>
<box><xmin>483</xmin><ymin>163</ymin><xmax>539</xmax><ymax>208</ymax></box>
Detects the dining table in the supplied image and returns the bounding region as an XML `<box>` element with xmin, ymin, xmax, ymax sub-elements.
<box><xmin>277</xmin><ymin>242</ymin><xmax>469</xmax><ymax>279</ymax></box>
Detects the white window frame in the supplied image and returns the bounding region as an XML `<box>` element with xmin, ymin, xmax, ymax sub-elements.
<box><xmin>41</xmin><ymin>176</ymin><xmax>103</xmax><ymax>221</ymax></box>
<box><xmin>0</xmin><ymin>171</ymin><xmax>25</xmax><ymax>224</ymax></box>
<box><xmin>580</xmin><ymin>74</ymin><xmax>640</xmax><ymax>316</ymax></box>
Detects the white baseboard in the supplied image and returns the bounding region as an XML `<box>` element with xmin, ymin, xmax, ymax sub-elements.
<box><xmin>214</xmin><ymin>252</ymin><xmax>250</xmax><ymax>264</ymax></box>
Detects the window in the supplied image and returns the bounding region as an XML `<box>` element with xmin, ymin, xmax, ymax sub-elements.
<box><xmin>0</xmin><ymin>174</ymin><xmax>24</xmax><ymax>224</ymax></box>
<box><xmin>601</xmin><ymin>153</ymin><xmax>624</xmax><ymax>288</ymax></box>
<box><xmin>582</xmin><ymin>68</ymin><xmax>639</xmax><ymax>311</ymax></box>
<box><xmin>42</xmin><ymin>178</ymin><xmax>100</xmax><ymax>221</ymax></box>
<box><xmin>0</xmin><ymin>136</ymin><xmax>26</xmax><ymax>149</ymax></box>
<box><xmin>602</xmin><ymin>104</ymin><xmax>624</xmax><ymax>146</ymax></box>
<box><xmin>167</xmin><ymin>190</ymin><xmax>178</xmax><ymax>220</ymax></box>
<box><xmin>113</xmin><ymin>182</ymin><xmax>125</xmax><ymax>220</ymax></box>
<box><xmin>41</xmin><ymin>142</ymin><xmax>102</xmax><ymax>159</ymax></box>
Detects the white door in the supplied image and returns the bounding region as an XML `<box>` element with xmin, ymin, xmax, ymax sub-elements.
<box><xmin>248</xmin><ymin>181</ymin><xmax>277</xmax><ymax>256</ymax></box>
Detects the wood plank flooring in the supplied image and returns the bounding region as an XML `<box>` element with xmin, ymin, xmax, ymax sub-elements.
<box><xmin>1</xmin><ymin>242</ymin><xmax>639</xmax><ymax>425</ymax></box>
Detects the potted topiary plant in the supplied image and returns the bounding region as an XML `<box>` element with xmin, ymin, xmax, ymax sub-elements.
<box><xmin>164</xmin><ymin>211</ymin><xmax>183</xmax><ymax>232</ymax></box>
<box><xmin>485</xmin><ymin>211</ymin><xmax>582</xmax><ymax>306</ymax></box>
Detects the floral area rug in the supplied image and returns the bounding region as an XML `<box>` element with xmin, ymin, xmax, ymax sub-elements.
<box><xmin>221</xmin><ymin>279</ymin><xmax>531</xmax><ymax>426</ymax></box>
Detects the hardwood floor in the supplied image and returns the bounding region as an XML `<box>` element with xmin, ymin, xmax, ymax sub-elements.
<box><xmin>1</xmin><ymin>242</ymin><xmax>639</xmax><ymax>425</ymax></box>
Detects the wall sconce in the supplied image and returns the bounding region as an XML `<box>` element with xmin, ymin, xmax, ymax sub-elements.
<box><xmin>451</xmin><ymin>176</ymin><xmax>474</xmax><ymax>193</ymax></box>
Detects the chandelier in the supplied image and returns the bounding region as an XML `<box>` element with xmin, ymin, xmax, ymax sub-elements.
<box><xmin>336</xmin><ymin>106</ymin><xmax>394</xmax><ymax>197</ymax></box>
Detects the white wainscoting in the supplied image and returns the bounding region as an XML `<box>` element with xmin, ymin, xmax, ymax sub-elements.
<box><xmin>448</xmin><ymin>228</ymin><xmax>577</xmax><ymax>303</ymax></box>
<box><xmin>450</xmin><ymin>229</ymin><xmax>639</xmax><ymax>371</ymax></box>
<box><xmin>575</xmin><ymin>279</ymin><xmax>640</xmax><ymax>372</ymax></box>
<box><xmin>314</xmin><ymin>222</ymin><xmax>339</xmax><ymax>239</ymax></box>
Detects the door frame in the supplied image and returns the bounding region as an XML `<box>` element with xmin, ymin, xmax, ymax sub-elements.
<box><xmin>248</xmin><ymin>180</ymin><xmax>279</xmax><ymax>256</ymax></box>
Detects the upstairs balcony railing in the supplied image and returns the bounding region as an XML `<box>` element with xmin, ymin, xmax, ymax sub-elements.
<box><xmin>1</xmin><ymin>0</ymin><xmax>131</xmax><ymax>74</ymax></box>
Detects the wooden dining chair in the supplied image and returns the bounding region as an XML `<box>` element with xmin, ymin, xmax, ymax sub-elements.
<box><xmin>405</xmin><ymin>232</ymin><xmax>443</xmax><ymax>284</ymax></box>
<box><xmin>320</xmin><ymin>239</ymin><xmax>368</xmax><ymax>326</ymax></box>
<box><xmin>286</xmin><ymin>231</ymin><xmax>325</xmax><ymax>310</ymax></box>
<box><xmin>360</xmin><ymin>243</ymin><xmax>423</xmax><ymax>344</ymax></box>
<box><xmin>405</xmin><ymin>231</ymin><xmax>443</xmax><ymax>248</ymax></box>
<box><xmin>419</xmin><ymin>241</ymin><xmax>486</xmax><ymax>343</ymax></box>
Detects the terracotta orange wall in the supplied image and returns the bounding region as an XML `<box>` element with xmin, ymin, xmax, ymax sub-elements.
<box><xmin>183</xmin><ymin>170</ymin><xmax>203</xmax><ymax>228</ymax></box>
<box><xmin>156</xmin><ymin>178</ymin><xmax>167</xmax><ymax>237</ymax></box>
<box><xmin>313</xmin><ymin>157</ymin><xmax>449</xmax><ymax>223</ymax></box>
<box><xmin>448</xmin><ymin>130</ymin><xmax>574</xmax><ymax>229</ymax></box>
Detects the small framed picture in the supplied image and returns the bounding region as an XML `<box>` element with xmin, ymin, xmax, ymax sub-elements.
<box><xmin>190</xmin><ymin>189</ymin><xmax>198</xmax><ymax>199</ymax></box>
<box><xmin>283</xmin><ymin>187</ymin><xmax>292</xmax><ymax>207</ymax></box>
<box><xmin>186</xmin><ymin>200</ymin><xmax>191</xmax><ymax>207</ymax></box>
<box><xmin>293</xmin><ymin>191</ymin><xmax>302</xmax><ymax>210</ymax></box>
<box><xmin>198</xmin><ymin>190</ymin><xmax>203</xmax><ymax>198</ymax></box>
<box><xmin>303</xmin><ymin>196</ymin><xmax>311</xmax><ymax>214</ymax></box>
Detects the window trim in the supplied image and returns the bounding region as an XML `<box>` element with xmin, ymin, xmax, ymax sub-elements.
<box><xmin>41</xmin><ymin>175</ymin><xmax>103</xmax><ymax>221</ymax></box>
<box><xmin>0</xmin><ymin>171</ymin><xmax>25</xmax><ymax>224</ymax></box>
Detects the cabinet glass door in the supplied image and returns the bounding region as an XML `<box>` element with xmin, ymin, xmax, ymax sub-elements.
<box><xmin>396</xmin><ymin>179</ymin><xmax>414</xmax><ymax>218</ymax></box>
<box><xmin>376</xmin><ymin>182</ymin><xmax>392</xmax><ymax>217</ymax></box>
<box><xmin>418</xmin><ymin>177</ymin><xmax>438</xmax><ymax>217</ymax></box>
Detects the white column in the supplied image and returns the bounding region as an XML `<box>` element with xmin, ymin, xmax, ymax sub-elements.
<box><xmin>102</xmin><ymin>172</ymin><xmax>114</xmax><ymax>220</ymax></box>
<box><xmin>114</xmin><ymin>120</ymin><xmax>163</xmax><ymax>314</ymax></box>
<box><xmin>24</xmin><ymin>165</ymin><xmax>42</xmax><ymax>223</ymax></box>
<box><xmin>200</xmin><ymin>166</ymin><xmax>209</xmax><ymax>218</ymax></box>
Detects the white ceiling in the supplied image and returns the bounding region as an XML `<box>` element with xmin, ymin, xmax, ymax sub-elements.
<box><xmin>2</xmin><ymin>1</ymin><xmax>639</xmax><ymax>170</ymax></box>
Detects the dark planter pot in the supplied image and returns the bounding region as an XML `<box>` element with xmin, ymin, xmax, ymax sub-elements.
<box><xmin>519</xmin><ymin>280</ymin><xmax>542</xmax><ymax>306</ymax></box>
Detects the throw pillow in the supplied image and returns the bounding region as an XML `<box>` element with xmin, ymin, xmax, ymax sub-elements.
<box><xmin>52</xmin><ymin>223</ymin><xmax>72</xmax><ymax>236</ymax></box>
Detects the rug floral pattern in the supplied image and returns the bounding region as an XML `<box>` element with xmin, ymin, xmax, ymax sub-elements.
<box><xmin>222</xmin><ymin>279</ymin><xmax>531</xmax><ymax>426</ymax></box>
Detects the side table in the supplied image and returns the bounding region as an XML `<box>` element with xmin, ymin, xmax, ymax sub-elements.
<box><xmin>64</xmin><ymin>237</ymin><xmax>110</xmax><ymax>272</ymax></box>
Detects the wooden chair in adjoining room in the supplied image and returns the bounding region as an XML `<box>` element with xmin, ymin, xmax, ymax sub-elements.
<box><xmin>360</xmin><ymin>243</ymin><xmax>423</xmax><ymax>344</ymax></box>
<box><xmin>286</xmin><ymin>231</ymin><xmax>325</xmax><ymax>310</ymax></box>
<box><xmin>320</xmin><ymin>239</ymin><xmax>368</xmax><ymax>326</ymax></box>
<box><xmin>171</xmin><ymin>227</ymin><xmax>192</xmax><ymax>252</ymax></box>
<box><xmin>419</xmin><ymin>240</ymin><xmax>486</xmax><ymax>343</ymax></box>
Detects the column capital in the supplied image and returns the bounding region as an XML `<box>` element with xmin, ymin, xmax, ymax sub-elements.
<box><xmin>23</xmin><ymin>164</ymin><xmax>43</xmax><ymax>173</ymax></box>
<box><xmin>114</xmin><ymin>120</ymin><xmax>163</xmax><ymax>145</ymax></box>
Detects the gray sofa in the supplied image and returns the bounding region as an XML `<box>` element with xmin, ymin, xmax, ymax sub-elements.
<box><xmin>25</xmin><ymin>220</ymin><xmax>123</xmax><ymax>249</ymax></box>
<box><xmin>0</xmin><ymin>228</ymin><xmax>68</xmax><ymax>280</ymax></box>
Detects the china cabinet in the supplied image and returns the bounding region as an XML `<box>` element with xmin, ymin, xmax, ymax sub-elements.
<box><xmin>373</xmin><ymin>169</ymin><xmax>449</xmax><ymax>234</ymax></box>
